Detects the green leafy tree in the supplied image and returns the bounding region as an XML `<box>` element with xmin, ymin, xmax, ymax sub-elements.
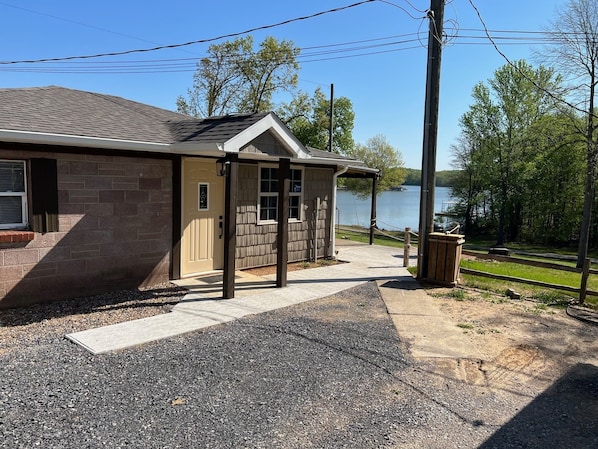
<box><xmin>456</xmin><ymin>61</ymin><xmax>562</xmax><ymax>245</ymax></box>
<box><xmin>535</xmin><ymin>0</ymin><xmax>598</xmax><ymax>267</ymax></box>
<box><xmin>343</xmin><ymin>135</ymin><xmax>406</xmax><ymax>199</ymax></box>
<box><xmin>177</xmin><ymin>36</ymin><xmax>300</xmax><ymax>117</ymax></box>
<box><xmin>279</xmin><ymin>87</ymin><xmax>355</xmax><ymax>154</ymax></box>
<box><xmin>519</xmin><ymin>113</ymin><xmax>585</xmax><ymax>243</ymax></box>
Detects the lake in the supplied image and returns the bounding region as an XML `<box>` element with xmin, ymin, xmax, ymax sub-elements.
<box><xmin>336</xmin><ymin>185</ymin><xmax>453</xmax><ymax>231</ymax></box>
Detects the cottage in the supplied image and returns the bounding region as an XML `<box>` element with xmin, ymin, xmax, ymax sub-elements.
<box><xmin>0</xmin><ymin>86</ymin><xmax>376</xmax><ymax>308</ymax></box>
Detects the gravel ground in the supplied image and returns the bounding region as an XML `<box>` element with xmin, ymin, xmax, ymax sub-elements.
<box><xmin>1</xmin><ymin>282</ymin><xmax>597</xmax><ymax>448</ymax></box>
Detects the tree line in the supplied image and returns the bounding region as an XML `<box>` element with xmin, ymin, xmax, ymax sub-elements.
<box><xmin>403</xmin><ymin>169</ymin><xmax>459</xmax><ymax>187</ymax></box>
<box><xmin>450</xmin><ymin>0</ymin><xmax>597</xmax><ymax>268</ymax></box>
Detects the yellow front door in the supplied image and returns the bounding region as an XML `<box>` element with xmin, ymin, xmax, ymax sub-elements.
<box><xmin>181</xmin><ymin>158</ymin><xmax>225</xmax><ymax>276</ymax></box>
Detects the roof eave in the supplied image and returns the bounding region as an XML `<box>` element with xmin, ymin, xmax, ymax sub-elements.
<box><xmin>0</xmin><ymin>129</ymin><xmax>172</xmax><ymax>154</ymax></box>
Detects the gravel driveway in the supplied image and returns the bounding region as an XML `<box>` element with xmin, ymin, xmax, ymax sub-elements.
<box><xmin>1</xmin><ymin>281</ymin><xmax>597</xmax><ymax>448</ymax></box>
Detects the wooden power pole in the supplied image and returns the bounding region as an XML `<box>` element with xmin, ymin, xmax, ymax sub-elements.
<box><xmin>329</xmin><ymin>83</ymin><xmax>334</xmax><ymax>152</ymax></box>
<box><xmin>417</xmin><ymin>0</ymin><xmax>445</xmax><ymax>280</ymax></box>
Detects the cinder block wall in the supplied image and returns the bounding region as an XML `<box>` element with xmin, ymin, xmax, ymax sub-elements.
<box><xmin>0</xmin><ymin>148</ymin><xmax>173</xmax><ymax>309</ymax></box>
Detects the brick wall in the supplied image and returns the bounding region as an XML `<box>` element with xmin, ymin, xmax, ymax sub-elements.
<box><xmin>0</xmin><ymin>148</ymin><xmax>173</xmax><ymax>308</ymax></box>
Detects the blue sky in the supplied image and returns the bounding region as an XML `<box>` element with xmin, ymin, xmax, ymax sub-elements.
<box><xmin>0</xmin><ymin>0</ymin><xmax>565</xmax><ymax>170</ymax></box>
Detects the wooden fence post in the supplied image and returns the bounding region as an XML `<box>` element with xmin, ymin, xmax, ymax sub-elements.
<box><xmin>404</xmin><ymin>227</ymin><xmax>411</xmax><ymax>267</ymax></box>
<box><xmin>579</xmin><ymin>257</ymin><xmax>591</xmax><ymax>305</ymax></box>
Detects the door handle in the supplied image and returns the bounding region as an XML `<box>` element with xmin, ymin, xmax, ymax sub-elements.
<box><xmin>219</xmin><ymin>220</ymin><xmax>223</xmax><ymax>239</ymax></box>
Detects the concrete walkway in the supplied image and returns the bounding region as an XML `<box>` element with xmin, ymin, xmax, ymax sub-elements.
<box><xmin>67</xmin><ymin>243</ymin><xmax>480</xmax><ymax>359</ymax></box>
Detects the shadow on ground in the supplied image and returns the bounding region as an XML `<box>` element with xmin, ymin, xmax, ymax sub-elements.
<box><xmin>479</xmin><ymin>363</ymin><xmax>598</xmax><ymax>448</ymax></box>
<box><xmin>0</xmin><ymin>286</ymin><xmax>186</xmax><ymax>327</ymax></box>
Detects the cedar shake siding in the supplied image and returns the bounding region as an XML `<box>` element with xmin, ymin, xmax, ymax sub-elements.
<box><xmin>0</xmin><ymin>148</ymin><xmax>172</xmax><ymax>309</ymax></box>
<box><xmin>236</xmin><ymin>164</ymin><xmax>333</xmax><ymax>269</ymax></box>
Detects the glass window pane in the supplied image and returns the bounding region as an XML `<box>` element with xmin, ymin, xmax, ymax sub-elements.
<box><xmin>289</xmin><ymin>196</ymin><xmax>299</xmax><ymax>219</ymax></box>
<box><xmin>0</xmin><ymin>196</ymin><xmax>23</xmax><ymax>225</ymax></box>
<box><xmin>0</xmin><ymin>161</ymin><xmax>25</xmax><ymax>192</ymax></box>
<box><xmin>198</xmin><ymin>183</ymin><xmax>209</xmax><ymax>210</ymax></box>
<box><xmin>290</xmin><ymin>169</ymin><xmax>302</xmax><ymax>192</ymax></box>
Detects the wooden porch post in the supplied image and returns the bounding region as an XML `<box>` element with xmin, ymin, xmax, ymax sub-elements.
<box><xmin>223</xmin><ymin>153</ymin><xmax>239</xmax><ymax>299</ymax></box>
<box><xmin>369</xmin><ymin>175</ymin><xmax>378</xmax><ymax>245</ymax></box>
<box><xmin>276</xmin><ymin>158</ymin><xmax>290</xmax><ymax>288</ymax></box>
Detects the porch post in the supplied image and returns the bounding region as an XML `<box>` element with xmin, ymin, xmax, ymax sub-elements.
<box><xmin>223</xmin><ymin>153</ymin><xmax>239</xmax><ymax>299</ymax></box>
<box><xmin>369</xmin><ymin>174</ymin><xmax>378</xmax><ymax>245</ymax></box>
<box><xmin>276</xmin><ymin>158</ymin><xmax>290</xmax><ymax>288</ymax></box>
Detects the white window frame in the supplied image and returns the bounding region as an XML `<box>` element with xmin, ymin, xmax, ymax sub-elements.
<box><xmin>257</xmin><ymin>164</ymin><xmax>304</xmax><ymax>225</ymax></box>
<box><xmin>0</xmin><ymin>160</ymin><xmax>28</xmax><ymax>229</ymax></box>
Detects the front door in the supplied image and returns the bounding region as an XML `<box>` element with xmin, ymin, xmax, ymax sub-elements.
<box><xmin>181</xmin><ymin>158</ymin><xmax>225</xmax><ymax>276</ymax></box>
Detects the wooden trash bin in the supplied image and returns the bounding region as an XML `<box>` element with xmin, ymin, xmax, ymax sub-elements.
<box><xmin>426</xmin><ymin>232</ymin><xmax>465</xmax><ymax>286</ymax></box>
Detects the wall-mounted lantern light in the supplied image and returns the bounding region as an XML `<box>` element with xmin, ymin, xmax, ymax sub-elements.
<box><xmin>216</xmin><ymin>158</ymin><xmax>230</xmax><ymax>177</ymax></box>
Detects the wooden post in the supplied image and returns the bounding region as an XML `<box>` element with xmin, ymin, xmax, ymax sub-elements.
<box><xmin>579</xmin><ymin>257</ymin><xmax>591</xmax><ymax>305</ymax></box>
<box><xmin>223</xmin><ymin>153</ymin><xmax>238</xmax><ymax>299</ymax></box>
<box><xmin>276</xmin><ymin>158</ymin><xmax>290</xmax><ymax>288</ymax></box>
<box><xmin>404</xmin><ymin>227</ymin><xmax>411</xmax><ymax>267</ymax></box>
<box><xmin>369</xmin><ymin>175</ymin><xmax>378</xmax><ymax>245</ymax></box>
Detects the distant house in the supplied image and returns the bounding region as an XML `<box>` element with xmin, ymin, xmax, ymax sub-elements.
<box><xmin>0</xmin><ymin>86</ymin><xmax>376</xmax><ymax>308</ymax></box>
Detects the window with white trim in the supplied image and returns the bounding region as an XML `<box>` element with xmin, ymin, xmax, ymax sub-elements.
<box><xmin>0</xmin><ymin>160</ymin><xmax>27</xmax><ymax>229</ymax></box>
<box><xmin>258</xmin><ymin>166</ymin><xmax>303</xmax><ymax>223</ymax></box>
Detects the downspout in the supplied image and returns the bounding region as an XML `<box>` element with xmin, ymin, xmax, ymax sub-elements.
<box><xmin>331</xmin><ymin>165</ymin><xmax>349</xmax><ymax>259</ymax></box>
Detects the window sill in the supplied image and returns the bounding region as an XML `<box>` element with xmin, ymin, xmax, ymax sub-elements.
<box><xmin>257</xmin><ymin>219</ymin><xmax>303</xmax><ymax>226</ymax></box>
<box><xmin>0</xmin><ymin>230</ymin><xmax>35</xmax><ymax>244</ymax></box>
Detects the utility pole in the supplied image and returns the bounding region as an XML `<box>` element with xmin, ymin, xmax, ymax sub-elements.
<box><xmin>329</xmin><ymin>83</ymin><xmax>334</xmax><ymax>152</ymax></box>
<box><xmin>417</xmin><ymin>0</ymin><xmax>444</xmax><ymax>280</ymax></box>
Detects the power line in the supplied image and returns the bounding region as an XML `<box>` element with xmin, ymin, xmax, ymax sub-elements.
<box><xmin>0</xmin><ymin>1</ymin><xmax>163</xmax><ymax>47</ymax></box>
<box><xmin>0</xmin><ymin>27</ymin><xmax>581</xmax><ymax>75</ymax></box>
<box><xmin>0</xmin><ymin>0</ymin><xmax>378</xmax><ymax>65</ymax></box>
<box><xmin>467</xmin><ymin>0</ymin><xmax>595</xmax><ymax>119</ymax></box>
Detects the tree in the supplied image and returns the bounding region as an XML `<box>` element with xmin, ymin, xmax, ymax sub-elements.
<box><xmin>456</xmin><ymin>61</ymin><xmax>562</xmax><ymax>245</ymax></box>
<box><xmin>535</xmin><ymin>0</ymin><xmax>598</xmax><ymax>267</ymax></box>
<box><xmin>278</xmin><ymin>87</ymin><xmax>355</xmax><ymax>154</ymax></box>
<box><xmin>177</xmin><ymin>36</ymin><xmax>300</xmax><ymax>117</ymax></box>
<box><xmin>343</xmin><ymin>135</ymin><xmax>406</xmax><ymax>199</ymax></box>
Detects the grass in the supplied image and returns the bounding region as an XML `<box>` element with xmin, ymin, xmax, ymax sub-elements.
<box><xmin>460</xmin><ymin>258</ymin><xmax>586</xmax><ymax>288</ymax></box>
<box><xmin>459</xmin><ymin>257</ymin><xmax>597</xmax><ymax>306</ymax></box>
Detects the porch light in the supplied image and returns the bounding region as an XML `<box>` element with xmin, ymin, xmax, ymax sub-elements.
<box><xmin>216</xmin><ymin>158</ymin><xmax>230</xmax><ymax>177</ymax></box>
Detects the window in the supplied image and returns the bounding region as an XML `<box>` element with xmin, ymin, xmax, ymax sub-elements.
<box><xmin>0</xmin><ymin>158</ymin><xmax>59</xmax><ymax>233</ymax></box>
<box><xmin>258</xmin><ymin>166</ymin><xmax>303</xmax><ymax>223</ymax></box>
<box><xmin>0</xmin><ymin>160</ymin><xmax>27</xmax><ymax>229</ymax></box>
<box><xmin>198</xmin><ymin>183</ymin><xmax>209</xmax><ymax>210</ymax></box>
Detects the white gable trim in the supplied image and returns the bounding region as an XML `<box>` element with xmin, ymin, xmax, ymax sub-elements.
<box><xmin>221</xmin><ymin>113</ymin><xmax>310</xmax><ymax>159</ymax></box>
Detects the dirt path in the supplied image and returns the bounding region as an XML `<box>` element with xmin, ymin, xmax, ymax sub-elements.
<box><xmin>418</xmin><ymin>287</ymin><xmax>598</xmax><ymax>394</ymax></box>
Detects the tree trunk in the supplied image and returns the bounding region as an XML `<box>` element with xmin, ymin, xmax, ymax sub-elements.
<box><xmin>577</xmin><ymin>68</ymin><xmax>596</xmax><ymax>269</ymax></box>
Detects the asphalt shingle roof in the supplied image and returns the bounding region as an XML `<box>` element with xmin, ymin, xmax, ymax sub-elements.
<box><xmin>0</xmin><ymin>86</ymin><xmax>271</xmax><ymax>146</ymax></box>
<box><xmin>0</xmin><ymin>86</ymin><xmax>188</xmax><ymax>143</ymax></box>
<box><xmin>168</xmin><ymin>113</ymin><xmax>270</xmax><ymax>144</ymax></box>
<box><xmin>0</xmin><ymin>86</ymin><xmax>366</xmax><ymax>167</ymax></box>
